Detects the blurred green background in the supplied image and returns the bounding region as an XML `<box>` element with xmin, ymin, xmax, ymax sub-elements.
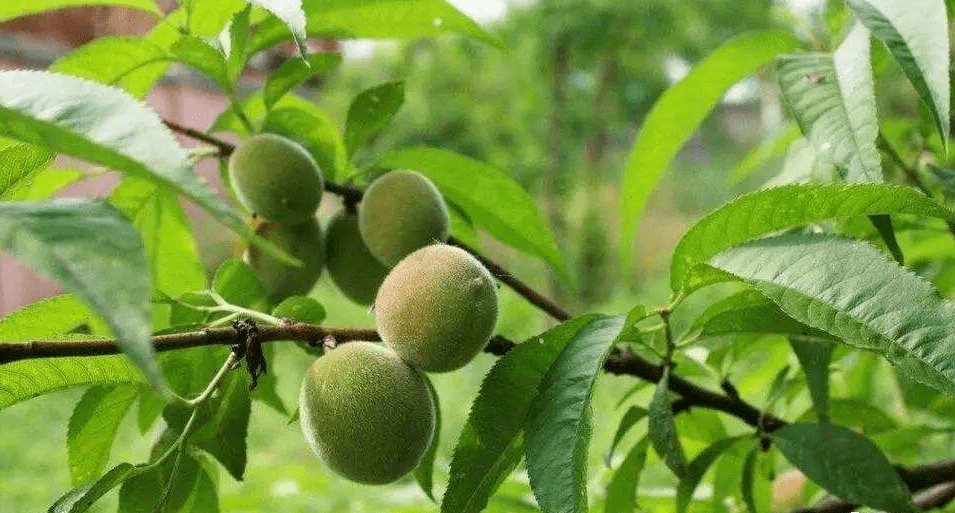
<box><xmin>5</xmin><ymin>0</ymin><xmax>954</xmax><ymax>512</ymax></box>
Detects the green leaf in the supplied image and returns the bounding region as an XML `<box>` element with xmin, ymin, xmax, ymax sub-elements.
<box><xmin>790</xmin><ymin>338</ymin><xmax>832</xmax><ymax>423</ymax></box>
<box><xmin>119</xmin><ymin>449</ymin><xmax>202</xmax><ymax>513</ymax></box>
<box><xmin>729</xmin><ymin>123</ymin><xmax>801</xmax><ymax>183</ymax></box>
<box><xmin>0</xmin><ymin>0</ymin><xmax>158</xmax><ymax>22</ymax></box>
<box><xmin>710</xmin><ymin>233</ymin><xmax>955</xmax><ymax>397</ymax></box>
<box><xmin>415</xmin><ymin>375</ymin><xmax>441</xmax><ymax>501</ymax></box>
<box><xmin>111</xmin><ymin>177</ymin><xmax>207</xmax><ymax>298</ymax></box>
<box><xmin>50</xmin><ymin>37</ymin><xmax>171</xmax><ymax>98</ymax></box>
<box><xmin>605</xmin><ymin>406</ymin><xmax>648</xmax><ymax>467</ymax></box>
<box><xmin>213</xmin><ymin>258</ymin><xmax>268</xmax><ymax>309</ymax></box>
<box><xmin>848</xmin><ymin>0</ymin><xmax>949</xmax><ymax>145</ymax></box>
<box><xmin>262</xmin><ymin>104</ymin><xmax>348</xmax><ymax>180</ymax></box>
<box><xmin>525</xmin><ymin>316</ymin><xmax>624</xmax><ymax>513</ymax></box>
<box><xmin>776</xmin><ymin>24</ymin><xmax>880</xmax><ymax>182</ymax></box>
<box><xmin>68</xmin><ymin>385</ymin><xmax>139</xmax><ymax>485</ymax></box>
<box><xmin>670</xmin><ymin>183</ymin><xmax>955</xmax><ymax>291</ymax></box>
<box><xmin>170</xmin><ymin>35</ymin><xmax>229</xmax><ymax>89</ymax></box>
<box><xmin>0</xmin><ymin>356</ymin><xmax>144</xmax><ymax>411</ymax></box>
<box><xmin>798</xmin><ymin>398</ymin><xmax>897</xmax><ymax>434</ymax></box>
<box><xmin>740</xmin><ymin>445</ymin><xmax>758</xmax><ymax>513</ymax></box>
<box><xmin>603</xmin><ymin>438</ymin><xmax>649</xmax><ymax>513</ymax></box>
<box><xmin>264</xmin><ymin>53</ymin><xmax>342</xmax><ymax>109</ymax></box>
<box><xmin>0</xmin><ymin>71</ymin><xmax>277</xmax><ymax>261</ymax></box>
<box><xmin>0</xmin><ymin>295</ymin><xmax>100</xmax><ymax>341</ymax></box>
<box><xmin>220</xmin><ymin>6</ymin><xmax>252</xmax><ymax>85</ymax></box>
<box><xmin>271</xmin><ymin>296</ymin><xmax>326</xmax><ymax>323</ymax></box>
<box><xmin>379</xmin><ymin>147</ymin><xmax>566</xmax><ymax>276</ymax></box>
<box><xmin>49</xmin><ymin>462</ymin><xmax>145</xmax><ymax>513</ymax></box>
<box><xmin>442</xmin><ymin>315</ymin><xmax>601</xmax><ymax>513</ymax></box>
<box><xmin>620</xmin><ymin>31</ymin><xmax>800</xmax><ymax>265</ymax></box>
<box><xmin>869</xmin><ymin>214</ymin><xmax>903</xmax><ymax>264</ymax></box>
<box><xmin>247</xmin><ymin>0</ymin><xmax>309</xmax><ymax>58</ymax></box>
<box><xmin>192</xmin><ymin>371</ymin><xmax>251</xmax><ymax>479</ymax></box>
<box><xmin>0</xmin><ymin>142</ymin><xmax>55</xmax><ymax>200</ymax></box>
<box><xmin>5</xmin><ymin>168</ymin><xmax>83</xmax><ymax>201</ymax></box>
<box><xmin>772</xmin><ymin>422</ymin><xmax>912</xmax><ymax>511</ymax></box>
<box><xmin>690</xmin><ymin>289</ymin><xmax>830</xmax><ymax>340</ymax></box>
<box><xmin>0</xmin><ymin>200</ymin><xmax>163</xmax><ymax>390</ymax></box>
<box><xmin>676</xmin><ymin>437</ymin><xmax>747</xmax><ymax>513</ymax></box>
<box><xmin>345</xmin><ymin>81</ymin><xmax>405</xmax><ymax>158</ymax></box>
<box><xmin>248</xmin><ymin>0</ymin><xmax>499</xmax><ymax>54</ymax></box>
<box><xmin>649</xmin><ymin>366</ymin><xmax>687</xmax><ymax>478</ymax></box>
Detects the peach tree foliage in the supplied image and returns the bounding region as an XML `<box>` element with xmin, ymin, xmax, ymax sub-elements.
<box><xmin>0</xmin><ymin>0</ymin><xmax>953</xmax><ymax>512</ymax></box>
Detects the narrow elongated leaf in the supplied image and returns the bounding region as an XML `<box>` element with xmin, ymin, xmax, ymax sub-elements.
<box><xmin>604</xmin><ymin>438</ymin><xmax>649</xmax><ymax>513</ymax></box>
<box><xmin>170</xmin><ymin>36</ymin><xmax>229</xmax><ymax>89</ymax></box>
<box><xmin>710</xmin><ymin>233</ymin><xmax>955</xmax><ymax>397</ymax></box>
<box><xmin>869</xmin><ymin>214</ymin><xmax>903</xmax><ymax>264</ymax></box>
<box><xmin>442</xmin><ymin>315</ymin><xmax>600</xmax><ymax>513</ymax></box>
<box><xmin>620</xmin><ymin>31</ymin><xmax>800</xmax><ymax>264</ymax></box>
<box><xmin>192</xmin><ymin>371</ymin><xmax>251</xmax><ymax>479</ymax></box>
<box><xmin>119</xmin><ymin>448</ymin><xmax>201</xmax><ymax>513</ymax></box>
<box><xmin>0</xmin><ymin>0</ymin><xmax>158</xmax><ymax>22</ymax></box>
<box><xmin>345</xmin><ymin>81</ymin><xmax>405</xmax><ymax>157</ymax></box>
<box><xmin>798</xmin><ymin>399</ymin><xmax>897</xmax><ymax>434</ymax></box>
<box><xmin>5</xmin><ymin>168</ymin><xmax>83</xmax><ymax>201</ymax></box>
<box><xmin>247</xmin><ymin>0</ymin><xmax>309</xmax><ymax>57</ymax></box>
<box><xmin>670</xmin><ymin>183</ymin><xmax>955</xmax><ymax>291</ymax></box>
<box><xmin>605</xmin><ymin>406</ymin><xmax>648</xmax><ymax>466</ymax></box>
<box><xmin>263</xmin><ymin>53</ymin><xmax>342</xmax><ymax>109</ymax></box>
<box><xmin>0</xmin><ymin>143</ymin><xmax>55</xmax><ymax>200</ymax></box>
<box><xmin>0</xmin><ymin>200</ymin><xmax>162</xmax><ymax>388</ymax></box>
<box><xmin>741</xmin><ymin>445</ymin><xmax>758</xmax><ymax>513</ymax></box>
<box><xmin>690</xmin><ymin>289</ymin><xmax>829</xmax><ymax>339</ymax></box>
<box><xmin>49</xmin><ymin>462</ymin><xmax>146</xmax><ymax>513</ymax></box>
<box><xmin>415</xmin><ymin>375</ymin><xmax>441</xmax><ymax>501</ymax></box>
<box><xmin>773</xmin><ymin>422</ymin><xmax>912</xmax><ymax>511</ymax></box>
<box><xmin>676</xmin><ymin>437</ymin><xmax>747</xmax><ymax>513</ymax></box>
<box><xmin>776</xmin><ymin>24</ymin><xmax>880</xmax><ymax>182</ymax></box>
<box><xmin>848</xmin><ymin>0</ymin><xmax>949</xmax><ymax>145</ymax></box>
<box><xmin>221</xmin><ymin>6</ymin><xmax>252</xmax><ymax>85</ymax></box>
<box><xmin>0</xmin><ymin>71</ymin><xmax>282</xmax><ymax>262</ymax></box>
<box><xmin>525</xmin><ymin>316</ymin><xmax>624</xmax><ymax>513</ymax></box>
<box><xmin>248</xmin><ymin>0</ymin><xmax>498</xmax><ymax>54</ymax></box>
<box><xmin>730</xmin><ymin>123</ymin><xmax>801</xmax><ymax>183</ymax></box>
<box><xmin>379</xmin><ymin>147</ymin><xmax>566</xmax><ymax>276</ymax></box>
<box><xmin>49</xmin><ymin>37</ymin><xmax>171</xmax><ymax>99</ymax></box>
<box><xmin>68</xmin><ymin>385</ymin><xmax>139</xmax><ymax>485</ymax></box>
<box><xmin>790</xmin><ymin>338</ymin><xmax>832</xmax><ymax>422</ymax></box>
<box><xmin>649</xmin><ymin>366</ymin><xmax>687</xmax><ymax>478</ymax></box>
<box><xmin>262</xmin><ymin>105</ymin><xmax>347</xmax><ymax>180</ymax></box>
<box><xmin>0</xmin><ymin>356</ymin><xmax>144</xmax><ymax>411</ymax></box>
<box><xmin>111</xmin><ymin>177</ymin><xmax>206</xmax><ymax>297</ymax></box>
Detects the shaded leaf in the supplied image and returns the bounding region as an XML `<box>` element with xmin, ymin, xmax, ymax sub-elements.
<box><xmin>415</xmin><ymin>375</ymin><xmax>441</xmax><ymax>501</ymax></box>
<box><xmin>604</xmin><ymin>437</ymin><xmax>649</xmax><ymax>513</ymax></box>
<box><xmin>345</xmin><ymin>81</ymin><xmax>404</xmax><ymax>157</ymax></box>
<box><xmin>442</xmin><ymin>315</ymin><xmax>601</xmax><ymax>513</ymax></box>
<box><xmin>271</xmin><ymin>296</ymin><xmax>325</xmax><ymax>323</ymax></box>
<box><xmin>649</xmin><ymin>366</ymin><xmax>687</xmax><ymax>478</ymax></box>
<box><xmin>676</xmin><ymin>436</ymin><xmax>747</xmax><ymax>513</ymax></box>
<box><xmin>263</xmin><ymin>53</ymin><xmax>342</xmax><ymax>109</ymax></box>
<box><xmin>773</xmin><ymin>422</ymin><xmax>912</xmax><ymax>511</ymax></box>
<box><xmin>741</xmin><ymin>445</ymin><xmax>758</xmax><ymax>513</ymax></box>
<box><xmin>605</xmin><ymin>405</ymin><xmax>647</xmax><ymax>467</ymax></box>
<box><xmin>49</xmin><ymin>462</ymin><xmax>145</xmax><ymax>513</ymax></box>
<box><xmin>525</xmin><ymin>316</ymin><xmax>624</xmax><ymax>513</ymax></box>
<box><xmin>690</xmin><ymin>289</ymin><xmax>830</xmax><ymax>340</ymax></box>
<box><xmin>380</xmin><ymin>147</ymin><xmax>566</xmax><ymax>277</ymax></box>
<box><xmin>790</xmin><ymin>338</ymin><xmax>832</xmax><ymax>423</ymax></box>
<box><xmin>170</xmin><ymin>35</ymin><xmax>229</xmax><ymax>89</ymax></box>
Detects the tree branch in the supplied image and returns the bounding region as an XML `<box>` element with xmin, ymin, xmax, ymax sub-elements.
<box><xmin>794</xmin><ymin>478</ymin><xmax>955</xmax><ymax>513</ymax></box>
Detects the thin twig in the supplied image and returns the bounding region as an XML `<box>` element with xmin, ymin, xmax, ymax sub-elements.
<box><xmin>163</xmin><ymin>119</ymin><xmax>234</xmax><ymax>156</ymax></box>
